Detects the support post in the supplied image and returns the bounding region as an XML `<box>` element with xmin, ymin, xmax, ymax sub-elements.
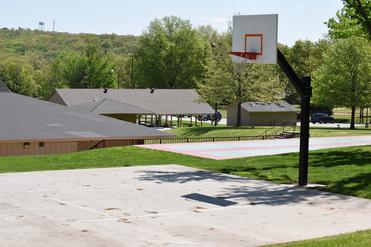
<box><xmin>277</xmin><ymin>49</ymin><xmax>312</xmax><ymax>186</ymax></box>
<box><xmin>298</xmin><ymin>77</ymin><xmax>311</xmax><ymax>186</ymax></box>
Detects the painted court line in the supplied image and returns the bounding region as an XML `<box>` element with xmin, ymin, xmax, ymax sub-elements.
<box><xmin>26</xmin><ymin>184</ymin><xmax>129</xmax><ymax>193</ymax></box>
<box><xmin>54</xmin><ymin>199</ymin><xmax>112</xmax><ymax>217</ymax></box>
<box><xmin>77</xmin><ymin>204</ymin><xmax>253</xmax><ymax>223</ymax></box>
<box><xmin>28</xmin><ymin>190</ymin><xmax>113</xmax><ymax>218</ymax></box>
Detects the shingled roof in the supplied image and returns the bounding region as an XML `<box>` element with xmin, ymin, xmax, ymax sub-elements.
<box><xmin>51</xmin><ymin>89</ymin><xmax>214</xmax><ymax>115</ymax></box>
<box><xmin>0</xmin><ymin>81</ymin><xmax>172</xmax><ymax>142</ymax></box>
<box><xmin>0</xmin><ymin>80</ymin><xmax>10</xmax><ymax>93</ymax></box>
<box><xmin>241</xmin><ymin>101</ymin><xmax>298</xmax><ymax>112</ymax></box>
<box><xmin>73</xmin><ymin>98</ymin><xmax>154</xmax><ymax>114</ymax></box>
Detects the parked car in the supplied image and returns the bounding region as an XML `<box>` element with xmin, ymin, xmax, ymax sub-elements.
<box><xmin>311</xmin><ymin>112</ymin><xmax>335</xmax><ymax>124</ymax></box>
<box><xmin>197</xmin><ymin>112</ymin><xmax>222</xmax><ymax>122</ymax></box>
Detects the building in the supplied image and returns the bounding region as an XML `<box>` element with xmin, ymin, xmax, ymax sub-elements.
<box><xmin>72</xmin><ymin>98</ymin><xmax>153</xmax><ymax>123</ymax></box>
<box><xmin>226</xmin><ymin>102</ymin><xmax>298</xmax><ymax>126</ymax></box>
<box><xmin>0</xmin><ymin>81</ymin><xmax>172</xmax><ymax>156</ymax></box>
<box><xmin>49</xmin><ymin>89</ymin><xmax>214</xmax><ymax>126</ymax></box>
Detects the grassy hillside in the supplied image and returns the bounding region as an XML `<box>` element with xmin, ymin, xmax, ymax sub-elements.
<box><xmin>0</xmin><ymin>27</ymin><xmax>139</xmax><ymax>62</ymax></box>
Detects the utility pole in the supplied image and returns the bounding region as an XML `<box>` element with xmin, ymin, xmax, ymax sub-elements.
<box><xmin>53</xmin><ymin>20</ymin><xmax>55</xmax><ymax>32</ymax></box>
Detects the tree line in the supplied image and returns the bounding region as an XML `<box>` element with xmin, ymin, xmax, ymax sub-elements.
<box><xmin>0</xmin><ymin>0</ymin><xmax>369</xmax><ymax>128</ymax></box>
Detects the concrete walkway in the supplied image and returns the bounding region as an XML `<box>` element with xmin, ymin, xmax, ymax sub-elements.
<box><xmin>1</xmin><ymin>165</ymin><xmax>371</xmax><ymax>247</ymax></box>
<box><xmin>141</xmin><ymin>135</ymin><xmax>371</xmax><ymax>160</ymax></box>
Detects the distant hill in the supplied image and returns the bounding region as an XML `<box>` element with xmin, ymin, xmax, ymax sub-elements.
<box><xmin>0</xmin><ymin>27</ymin><xmax>140</xmax><ymax>62</ymax></box>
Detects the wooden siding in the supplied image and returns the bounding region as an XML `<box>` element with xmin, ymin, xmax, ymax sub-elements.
<box><xmin>227</xmin><ymin>105</ymin><xmax>297</xmax><ymax>126</ymax></box>
<box><xmin>226</xmin><ymin>105</ymin><xmax>249</xmax><ymax>126</ymax></box>
<box><xmin>248</xmin><ymin>112</ymin><xmax>297</xmax><ymax>126</ymax></box>
<box><xmin>0</xmin><ymin>139</ymin><xmax>145</xmax><ymax>157</ymax></box>
<box><xmin>0</xmin><ymin>142</ymin><xmax>78</xmax><ymax>156</ymax></box>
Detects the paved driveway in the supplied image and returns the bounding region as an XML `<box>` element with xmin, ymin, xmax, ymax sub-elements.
<box><xmin>140</xmin><ymin>136</ymin><xmax>371</xmax><ymax>160</ymax></box>
<box><xmin>1</xmin><ymin>165</ymin><xmax>371</xmax><ymax>247</ymax></box>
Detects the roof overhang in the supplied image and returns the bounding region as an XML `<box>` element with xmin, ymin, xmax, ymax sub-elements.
<box><xmin>0</xmin><ymin>134</ymin><xmax>176</xmax><ymax>144</ymax></box>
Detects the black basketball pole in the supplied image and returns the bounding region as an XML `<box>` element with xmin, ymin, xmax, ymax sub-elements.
<box><xmin>277</xmin><ymin>49</ymin><xmax>312</xmax><ymax>186</ymax></box>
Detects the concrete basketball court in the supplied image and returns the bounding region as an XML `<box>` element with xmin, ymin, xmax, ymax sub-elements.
<box><xmin>1</xmin><ymin>165</ymin><xmax>371</xmax><ymax>247</ymax></box>
<box><xmin>141</xmin><ymin>136</ymin><xmax>371</xmax><ymax>160</ymax></box>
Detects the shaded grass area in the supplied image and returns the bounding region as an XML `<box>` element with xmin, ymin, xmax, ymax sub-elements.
<box><xmin>167</xmin><ymin>125</ymin><xmax>371</xmax><ymax>138</ymax></box>
<box><xmin>309</xmin><ymin>127</ymin><xmax>371</xmax><ymax>137</ymax></box>
<box><xmin>0</xmin><ymin>145</ymin><xmax>370</xmax><ymax>199</ymax></box>
<box><xmin>333</xmin><ymin>107</ymin><xmax>360</xmax><ymax>123</ymax></box>
<box><xmin>268</xmin><ymin>230</ymin><xmax>371</xmax><ymax>247</ymax></box>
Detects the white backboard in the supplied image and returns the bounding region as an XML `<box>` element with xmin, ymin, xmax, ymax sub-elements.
<box><xmin>232</xmin><ymin>14</ymin><xmax>278</xmax><ymax>64</ymax></box>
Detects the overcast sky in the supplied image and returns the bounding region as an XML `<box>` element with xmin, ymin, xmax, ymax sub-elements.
<box><xmin>1</xmin><ymin>0</ymin><xmax>343</xmax><ymax>46</ymax></box>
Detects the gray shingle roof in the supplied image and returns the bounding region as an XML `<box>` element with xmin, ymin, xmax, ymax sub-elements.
<box><xmin>241</xmin><ymin>101</ymin><xmax>298</xmax><ymax>112</ymax></box>
<box><xmin>0</xmin><ymin>90</ymin><xmax>172</xmax><ymax>142</ymax></box>
<box><xmin>52</xmin><ymin>89</ymin><xmax>214</xmax><ymax>115</ymax></box>
<box><xmin>0</xmin><ymin>80</ymin><xmax>10</xmax><ymax>93</ymax></box>
<box><xmin>73</xmin><ymin>98</ymin><xmax>154</xmax><ymax>114</ymax></box>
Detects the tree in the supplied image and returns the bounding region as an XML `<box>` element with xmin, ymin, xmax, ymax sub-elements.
<box><xmin>197</xmin><ymin>26</ymin><xmax>232</xmax><ymax>126</ymax></box>
<box><xmin>50</xmin><ymin>44</ymin><xmax>118</xmax><ymax>88</ymax></box>
<box><xmin>134</xmin><ymin>16</ymin><xmax>207</xmax><ymax>89</ymax></box>
<box><xmin>312</xmin><ymin>37</ymin><xmax>370</xmax><ymax>129</ymax></box>
<box><xmin>0</xmin><ymin>59</ymin><xmax>39</xmax><ymax>96</ymax></box>
<box><xmin>229</xmin><ymin>63</ymin><xmax>284</xmax><ymax>126</ymax></box>
<box><xmin>280</xmin><ymin>40</ymin><xmax>331</xmax><ymax>104</ymax></box>
<box><xmin>197</xmin><ymin>26</ymin><xmax>283</xmax><ymax>126</ymax></box>
<box><xmin>327</xmin><ymin>0</ymin><xmax>371</xmax><ymax>39</ymax></box>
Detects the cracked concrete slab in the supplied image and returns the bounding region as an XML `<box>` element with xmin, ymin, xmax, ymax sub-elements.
<box><xmin>0</xmin><ymin>165</ymin><xmax>370</xmax><ymax>246</ymax></box>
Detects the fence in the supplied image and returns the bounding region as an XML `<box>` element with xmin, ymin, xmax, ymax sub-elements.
<box><xmin>143</xmin><ymin>134</ymin><xmax>280</xmax><ymax>145</ymax></box>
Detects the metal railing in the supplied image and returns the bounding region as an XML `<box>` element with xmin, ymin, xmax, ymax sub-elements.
<box><xmin>259</xmin><ymin>120</ymin><xmax>298</xmax><ymax>139</ymax></box>
<box><xmin>143</xmin><ymin>134</ymin><xmax>279</xmax><ymax>145</ymax></box>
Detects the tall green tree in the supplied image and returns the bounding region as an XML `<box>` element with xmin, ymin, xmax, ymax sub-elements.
<box><xmin>197</xmin><ymin>26</ymin><xmax>283</xmax><ymax>126</ymax></box>
<box><xmin>312</xmin><ymin>37</ymin><xmax>370</xmax><ymax>129</ymax></box>
<box><xmin>327</xmin><ymin>0</ymin><xmax>371</xmax><ymax>39</ymax></box>
<box><xmin>197</xmin><ymin>26</ymin><xmax>232</xmax><ymax>126</ymax></box>
<box><xmin>50</xmin><ymin>44</ymin><xmax>118</xmax><ymax>88</ymax></box>
<box><xmin>281</xmin><ymin>40</ymin><xmax>331</xmax><ymax>104</ymax></box>
<box><xmin>230</xmin><ymin>63</ymin><xmax>283</xmax><ymax>126</ymax></box>
<box><xmin>134</xmin><ymin>16</ymin><xmax>207</xmax><ymax>89</ymax></box>
<box><xmin>0</xmin><ymin>59</ymin><xmax>39</xmax><ymax>96</ymax></box>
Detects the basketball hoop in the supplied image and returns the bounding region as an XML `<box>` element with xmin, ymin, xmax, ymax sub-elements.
<box><xmin>231</xmin><ymin>15</ymin><xmax>277</xmax><ymax>64</ymax></box>
<box><xmin>230</xmin><ymin>33</ymin><xmax>263</xmax><ymax>60</ymax></box>
<box><xmin>229</xmin><ymin>51</ymin><xmax>259</xmax><ymax>60</ymax></box>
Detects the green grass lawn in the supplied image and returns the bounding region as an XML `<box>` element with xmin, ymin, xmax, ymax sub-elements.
<box><xmin>167</xmin><ymin>125</ymin><xmax>371</xmax><ymax>138</ymax></box>
<box><xmin>309</xmin><ymin>127</ymin><xmax>371</xmax><ymax>137</ymax></box>
<box><xmin>167</xmin><ymin>126</ymin><xmax>269</xmax><ymax>137</ymax></box>
<box><xmin>268</xmin><ymin>230</ymin><xmax>371</xmax><ymax>247</ymax></box>
<box><xmin>1</xmin><ymin>145</ymin><xmax>370</xmax><ymax>199</ymax></box>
